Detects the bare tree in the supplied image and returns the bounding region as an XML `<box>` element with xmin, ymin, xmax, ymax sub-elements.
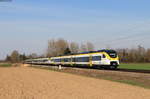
<box><xmin>19</xmin><ymin>53</ymin><xmax>27</xmax><ymax>61</ymax></box>
<box><xmin>116</xmin><ymin>45</ymin><xmax>150</xmax><ymax>63</ymax></box>
<box><xmin>5</xmin><ymin>55</ymin><xmax>11</xmax><ymax>62</ymax></box>
<box><xmin>146</xmin><ymin>49</ymin><xmax>150</xmax><ymax>62</ymax></box>
<box><xmin>56</xmin><ymin>38</ymin><xmax>69</xmax><ymax>55</ymax></box>
<box><xmin>79</xmin><ymin>42</ymin><xmax>95</xmax><ymax>52</ymax></box>
<box><xmin>10</xmin><ymin>50</ymin><xmax>20</xmax><ymax>63</ymax></box>
<box><xmin>28</xmin><ymin>53</ymin><xmax>38</xmax><ymax>59</ymax></box>
<box><xmin>64</xmin><ymin>48</ymin><xmax>71</xmax><ymax>55</ymax></box>
<box><xmin>47</xmin><ymin>39</ymin><xmax>57</xmax><ymax>57</ymax></box>
<box><xmin>86</xmin><ymin>42</ymin><xmax>95</xmax><ymax>51</ymax></box>
<box><xmin>80</xmin><ymin>44</ymin><xmax>87</xmax><ymax>52</ymax></box>
<box><xmin>70</xmin><ymin>42</ymin><xmax>79</xmax><ymax>53</ymax></box>
<box><xmin>46</xmin><ymin>38</ymin><xmax>69</xmax><ymax>57</ymax></box>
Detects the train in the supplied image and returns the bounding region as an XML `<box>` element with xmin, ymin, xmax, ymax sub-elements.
<box><xmin>25</xmin><ymin>49</ymin><xmax>119</xmax><ymax>69</ymax></box>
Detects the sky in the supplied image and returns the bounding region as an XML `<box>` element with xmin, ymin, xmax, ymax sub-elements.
<box><xmin>0</xmin><ymin>0</ymin><xmax>150</xmax><ymax>59</ymax></box>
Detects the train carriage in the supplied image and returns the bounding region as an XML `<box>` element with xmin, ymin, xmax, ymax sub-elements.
<box><xmin>25</xmin><ymin>49</ymin><xmax>119</xmax><ymax>69</ymax></box>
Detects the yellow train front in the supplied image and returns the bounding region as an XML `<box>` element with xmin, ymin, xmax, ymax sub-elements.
<box><xmin>50</xmin><ymin>50</ymin><xmax>119</xmax><ymax>69</ymax></box>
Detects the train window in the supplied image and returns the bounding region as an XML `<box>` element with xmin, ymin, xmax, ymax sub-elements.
<box><xmin>61</xmin><ymin>58</ymin><xmax>64</xmax><ymax>62</ymax></box>
<box><xmin>54</xmin><ymin>59</ymin><xmax>61</xmax><ymax>62</ymax></box>
<box><xmin>75</xmin><ymin>57</ymin><xmax>78</xmax><ymax>62</ymax></box>
<box><xmin>64</xmin><ymin>58</ymin><xmax>71</xmax><ymax>62</ymax></box>
<box><xmin>43</xmin><ymin>60</ymin><xmax>48</xmax><ymax>62</ymax></box>
<box><xmin>92</xmin><ymin>56</ymin><xmax>101</xmax><ymax>61</ymax></box>
<box><xmin>104</xmin><ymin>50</ymin><xmax>117</xmax><ymax>58</ymax></box>
<box><xmin>102</xmin><ymin>54</ymin><xmax>106</xmax><ymax>58</ymax></box>
<box><xmin>84</xmin><ymin>57</ymin><xmax>90</xmax><ymax>62</ymax></box>
<box><xmin>68</xmin><ymin>58</ymin><xmax>71</xmax><ymax>62</ymax></box>
<box><xmin>109</xmin><ymin>53</ymin><xmax>117</xmax><ymax>58</ymax></box>
<box><xmin>82</xmin><ymin>57</ymin><xmax>89</xmax><ymax>62</ymax></box>
<box><xmin>64</xmin><ymin>58</ymin><xmax>67</xmax><ymax>62</ymax></box>
<box><xmin>75</xmin><ymin>57</ymin><xmax>89</xmax><ymax>62</ymax></box>
<box><xmin>72</xmin><ymin>58</ymin><xmax>75</xmax><ymax>62</ymax></box>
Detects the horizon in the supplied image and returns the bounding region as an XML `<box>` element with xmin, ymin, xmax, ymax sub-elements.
<box><xmin>0</xmin><ymin>0</ymin><xmax>150</xmax><ymax>59</ymax></box>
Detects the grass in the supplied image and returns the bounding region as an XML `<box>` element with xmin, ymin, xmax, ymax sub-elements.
<box><xmin>119</xmin><ymin>63</ymin><xmax>150</xmax><ymax>70</ymax></box>
<box><xmin>104</xmin><ymin>78</ymin><xmax>150</xmax><ymax>89</ymax></box>
<box><xmin>0</xmin><ymin>63</ymin><xmax>12</xmax><ymax>67</ymax></box>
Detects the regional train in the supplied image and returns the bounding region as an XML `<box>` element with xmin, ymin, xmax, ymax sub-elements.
<box><xmin>25</xmin><ymin>49</ymin><xmax>119</xmax><ymax>69</ymax></box>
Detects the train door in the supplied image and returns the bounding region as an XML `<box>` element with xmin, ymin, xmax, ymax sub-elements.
<box><xmin>89</xmin><ymin>55</ymin><xmax>93</xmax><ymax>67</ymax></box>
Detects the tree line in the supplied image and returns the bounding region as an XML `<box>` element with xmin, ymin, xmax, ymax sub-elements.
<box><xmin>5</xmin><ymin>51</ymin><xmax>40</xmax><ymax>63</ymax></box>
<box><xmin>4</xmin><ymin>38</ymin><xmax>95</xmax><ymax>63</ymax></box>
<box><xmin>46</xmin><ymin>38</ymin><xmax>94</xmax><ymax>57</ymax></box>
<box><xmin>4</xmin><ymin>38</ymin><xmax>150</xmax><ymax>63</ymax></box>
<box><xmin>117</xmin><ymin>45</ymin><xmax>150</xmax><ymax>63</ymax></box>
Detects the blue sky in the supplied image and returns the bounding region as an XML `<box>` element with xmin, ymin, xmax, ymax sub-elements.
<box><xmin>0</xmin><ymin>0</ymin><xmax>150</xmax><ymax>59</ymax></box>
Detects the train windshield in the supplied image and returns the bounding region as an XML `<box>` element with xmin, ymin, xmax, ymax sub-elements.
<box><xmin>105</xmin><ymin>50</ymin><xmax>117</xmax><ymax>58</ymax></box>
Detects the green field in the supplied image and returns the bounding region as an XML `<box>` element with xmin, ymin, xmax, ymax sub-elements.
<box><xmin>119</xmin><ymin>63</ymin><xmax>150</xmax><ymax>70</ymax></box>
<box><xmin>0</xmin><ymin>63</ymin><xmax>12</xmax><ymax>67</ymax></box>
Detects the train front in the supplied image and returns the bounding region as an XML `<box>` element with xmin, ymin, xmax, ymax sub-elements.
<box><xmin>103</xmin><ymin>50</ymin><xmax>119</xmax><ymax>69</ymax></box>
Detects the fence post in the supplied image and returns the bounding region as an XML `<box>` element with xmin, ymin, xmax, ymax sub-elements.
<box><xmin>58</xmin><ymin>65</ymin><xmax>62</xmax><ymax>70</ymax></box>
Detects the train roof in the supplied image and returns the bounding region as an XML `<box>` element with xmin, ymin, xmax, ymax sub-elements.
<box><xmin>26</xmin><ymin>49</ymin><xmax>116</xmax><ymax>60</ymax></box>
<box><xmin>57</xmin><ymin>49</ymin><xmax>116</xmax><ymax>56</ymax></box>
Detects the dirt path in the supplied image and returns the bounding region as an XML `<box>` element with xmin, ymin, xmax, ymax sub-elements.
<box><xmin>0</xmin><ymin>67</ymin><xmax>150</xmax><ymax>99</ymax></box>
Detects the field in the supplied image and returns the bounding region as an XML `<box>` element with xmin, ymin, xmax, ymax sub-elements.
<box><xmin>119</xmin><ymin>63</ymin><xmax>150</xmax><ymax>70</ymax></box>
<box><xmin>1</xmin><ymin>63</ymin><xmax>150</xmax><ymax>89</ymax></box>
<box><xmin>0</xmin><ymin>66</ymin><xmax>150</xmax><ymax>99</ymax></box>
<box><xmin>0</xmin><ymin>63</ymin><xmax>12</xmax><ymax>67</ymax></box>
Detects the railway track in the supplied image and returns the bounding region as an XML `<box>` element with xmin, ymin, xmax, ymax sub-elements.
<box><xmin>54</xmin><ymin>65</ymin><xmax>150</xmax><ymax>74</ymax></box>
<box><xmin>31</xmin><ymin>64</ymin><xmax>150</xmax><ymax>74</ymax></box>
<box><xmin>79</xmin><ymin>67</ymin><xmax>150</xmax><ymax>74</ymax></box>
<box><xmin>115</xmin><ymin>68</ymin><xmax>150</xmax><ymax>74</ymax></box>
